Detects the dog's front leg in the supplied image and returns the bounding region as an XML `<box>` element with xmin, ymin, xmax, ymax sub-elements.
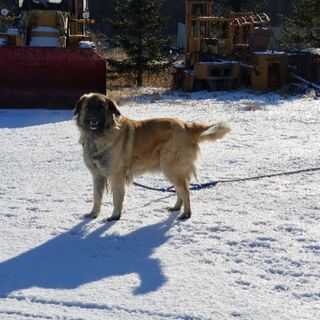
<box><xmin>106</xmin><ymin>177</ymin><xmax>125</xmax><ymax>221</ymax></box>
<box><xmin>85</xmin><ymin>175</ymin><xmax>105</xmax><ymax>219</ymax></box>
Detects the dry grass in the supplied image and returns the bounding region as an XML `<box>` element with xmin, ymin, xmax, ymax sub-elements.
<box><xmin>107</xmin><ymin>71</ymin><xmax>172</xmax><ymax>89</ymax></box>
<box><xmin>106</xmin><ymin>71</ymin><xmax>172</xmax><ymax>105</ymax></box>
<box><xmin>101</xmin><ymin>48</ymin><xmax>173</xmax><ymax>100</ymax></box>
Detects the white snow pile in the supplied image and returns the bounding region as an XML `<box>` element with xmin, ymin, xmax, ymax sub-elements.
<box><xmin>0</xmin><ymin>89</ymin><xmax>319</xmax><ymax>320</ymax></box>
<box><xmin>6</xmin><ymin>28</ymin><xmax>19</xmax><ymax>35</ymax></box>
<box><xmin>79</xmin><ymin>41</ymin><xmax>96</xmax><ymax>49</ymax></box>
<box><xmin>0</xmin><ymin>38</ymin><xmax>7</xmax><ymax>46</ymax></box>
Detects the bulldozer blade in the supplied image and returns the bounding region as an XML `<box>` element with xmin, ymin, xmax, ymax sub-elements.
<box><xmin>0</xmin><ymin>47</ymin><xmax>106</xmax><ymax>108</ymax></box>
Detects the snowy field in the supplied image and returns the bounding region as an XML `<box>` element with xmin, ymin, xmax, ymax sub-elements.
<box><xmin>0</xmin><ymin>89</ymin><xmax>319</xmax><ymax>320</ymax></box>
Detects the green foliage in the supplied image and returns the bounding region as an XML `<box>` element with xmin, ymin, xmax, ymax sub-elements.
<box><xmin>281</xmin><ymin>0</ymin><xmax>320</xmax><ymax>49</ymax></box>
<box><xmin>106</xmin><ymin>0</ymin><xmax>169</xmax><ymax>86</ymax></box>
<box><xmin>1</xmin><ymin>0</ymin><xmax>16</xmax><ymax>10</ymax></box>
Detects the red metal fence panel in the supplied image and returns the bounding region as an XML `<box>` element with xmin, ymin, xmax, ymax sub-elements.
<box><xmin>0</xmin><ymin>47</ymin><xmax>106</xmax><ymax>108</ymax></box>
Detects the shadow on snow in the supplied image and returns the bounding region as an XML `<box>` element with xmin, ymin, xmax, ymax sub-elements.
<box><xmin>0</xmin><ymin>109</ymin><xmax>73</xmax><ymax>128</ymax></box>
<box><xmin>129</xmin><ymin>89</ymin><xmax>297</xmax><ymax>106</ymax></box>
<box><xmin>0</xmin><ymin>214</ymin><xmax>176</xmax><ymax>297</ymax></box>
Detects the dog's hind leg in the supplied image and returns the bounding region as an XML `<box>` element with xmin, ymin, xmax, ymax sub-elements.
<box><xmin>174</xmin><ymin>179</ymin><xmax>191</xmax><ymax>220</ymax></box>
<box><xmin>165</xmin><ymin>173</ymin><xmax>191</xmax><ymax>220</ymax></box>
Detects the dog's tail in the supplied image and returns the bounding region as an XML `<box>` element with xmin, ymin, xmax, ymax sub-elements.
<box><xmin>192</xmin><ymin>121</ymin><xmax>231</xmax><ymax>143</ymax></box>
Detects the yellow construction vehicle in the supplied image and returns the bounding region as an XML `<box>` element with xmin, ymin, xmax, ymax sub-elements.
<box><xmin>0</xmin><ymin>0</ymin><xmax>106</xmax><ymax>107</ymax></box>
<box><xmin>174</xmin><ymin>0</ymin><xmax>289</xmax><ymax>91</ymax></box>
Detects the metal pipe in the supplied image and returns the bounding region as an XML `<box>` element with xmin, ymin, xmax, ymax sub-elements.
<box><xmin>240</xmin><ymin>63</ymin><xmax>254</xmax><ymax>69</ymax></box>
<box><xmin>293</xmin><ymin>74</ymin><xmax>320</xmax><ymax>90</ymax></box>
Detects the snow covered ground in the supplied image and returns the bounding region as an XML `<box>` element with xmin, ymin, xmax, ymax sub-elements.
<box><xmin>0</xmin><ymin>89</ymin><xmax>319</xmax><ymax>320</ymax></box>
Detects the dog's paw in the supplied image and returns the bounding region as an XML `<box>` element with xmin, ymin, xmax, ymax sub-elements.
<box><xmin>84</xmin><ymin>212</ymin><xmax>99</xmax><ymax>219</ymax></box>
<box><xmin>105</xmin><ymin>215</ymin><xmax>121</xmax><ymax>222</ymax></box>
<box><xmin>178</xmin><ymin>212</ymin><xmax>191</xmax><ymax>220</ymax></box>
<box><xmin>167</xmin><ymin>206</ymin><xmax>181</xmax><ymax>212</ymax></box>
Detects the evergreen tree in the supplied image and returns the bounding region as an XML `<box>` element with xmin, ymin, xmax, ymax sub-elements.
<box><xmin>106</xmin><ymin>0</ymin><xmax>169</xmax><ymax>86</ymax></box>
<box><xmin>1</xmin><ymin>0</ymin><xmax>16</xmax><ymax>10</ymax></box>
<box><xmin>281</xmin><ymin>0</ymin><xmax>320</xmax><ymax>49</ymax></box>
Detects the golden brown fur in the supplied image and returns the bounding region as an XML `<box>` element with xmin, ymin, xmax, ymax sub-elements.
<box><xmin>75</xmin><ymin>93</ymin><xmax>231</xmax><ymax>221</ymax></box>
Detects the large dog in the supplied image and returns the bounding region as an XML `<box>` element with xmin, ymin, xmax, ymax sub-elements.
<box><xmin>75</xmin><ymin>93</ymin><xmax>230</xmax><ymax>221</ymax></box>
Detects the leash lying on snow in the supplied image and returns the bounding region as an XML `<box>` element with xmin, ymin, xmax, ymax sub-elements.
<box><xmin>133</xmin><ymin>167</ymin><xmax>320</xmax><ymax>193</ymax></box>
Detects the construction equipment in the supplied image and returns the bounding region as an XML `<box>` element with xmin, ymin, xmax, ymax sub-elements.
<box><xmin>173</xmin><ymin>0</ymin><xmax>289</xmax><ymax>92</ymax></box>
<box><xmin>0</xmin><ymin>0</ymin><xmax>106</xmax><ymax>108</ymax></box>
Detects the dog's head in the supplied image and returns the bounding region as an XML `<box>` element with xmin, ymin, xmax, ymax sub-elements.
<box><xmin>74</xmin><ymin>93</ymin><xmax>121</xmax><ymax>136</ymax></box>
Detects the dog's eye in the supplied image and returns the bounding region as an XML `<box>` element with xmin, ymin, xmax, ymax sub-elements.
<box><xmin>84</xmin><ymin>105</ymin><xmax>90</xmax><ymax>112</ymax></box>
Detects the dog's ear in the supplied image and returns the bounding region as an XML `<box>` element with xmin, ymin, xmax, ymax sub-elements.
<box><xmin>106</xmin><ymin>98</ymin><xmax>121</xmax><ymax>117</ymax></box>
<box><xmin>74</xmin><ymin>94</ymin><xmax>87</xmax><ymax>116</ymax></box>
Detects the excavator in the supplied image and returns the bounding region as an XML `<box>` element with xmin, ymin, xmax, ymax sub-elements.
<box><xmin>0</xmin><ymin>0</ymin><xmax>106</xmax><ymax>107</ymax></box>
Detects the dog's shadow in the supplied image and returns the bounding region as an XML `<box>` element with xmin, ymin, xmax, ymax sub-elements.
<box><xmin>0</xmin><ymin>214</ymin><xmax>176</xmax><ymax>297</ymax></box>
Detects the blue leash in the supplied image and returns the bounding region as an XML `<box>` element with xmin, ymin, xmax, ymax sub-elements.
<box><xmin>133</xmin><ymin>181</ymin><xmax>218</xmax><ymax>193</ymax></box>
<box><xmin>133</xmin><ymin>166</ymin><xmax>320</xmax><ymax>193</ymax></box>
<box><xmin>132</xmin><ymin>182</ymin><xmax>176</xmax><ymax>193</ymax></box>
